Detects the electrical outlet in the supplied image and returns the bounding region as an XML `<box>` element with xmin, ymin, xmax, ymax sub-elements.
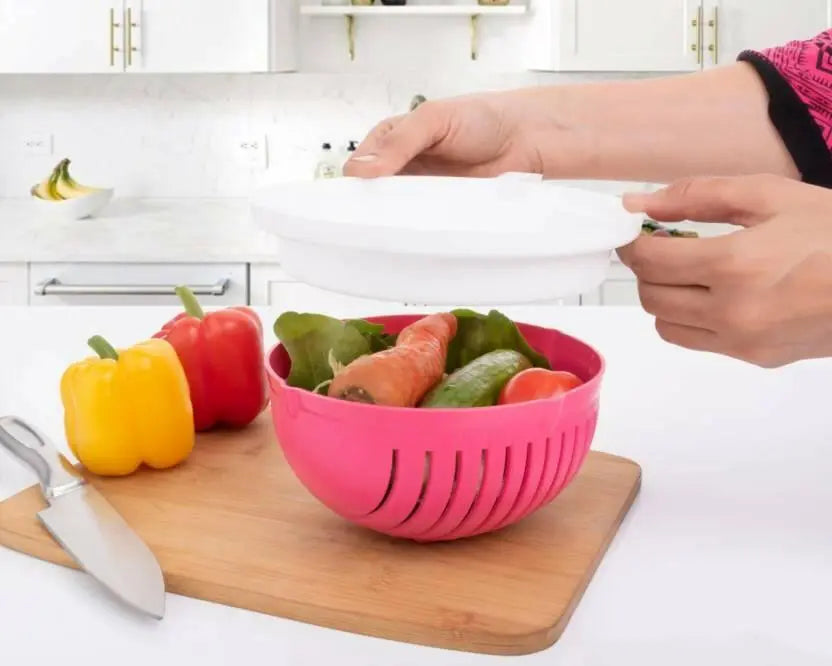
<box><xmin>22</xmin><ymin>133</ymin><xmax>53</xmax><ymax>156</ymax></box>
<box><xmin>235</xmin><ymin>135</ymin><xmax>268</xmax><ymax>169</ymax></box>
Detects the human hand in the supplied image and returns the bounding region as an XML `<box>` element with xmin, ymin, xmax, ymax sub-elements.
<box><xmin>617</xmin><ymin>174</ymin><xmax>832</xmax><ymax>367</ymax></box>
<box><xmin>343</xmin><ymin>91</ymin><xmax>547</xmax><ymax>178</ymax></box>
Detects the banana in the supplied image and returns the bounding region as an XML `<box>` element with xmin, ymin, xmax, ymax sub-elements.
<box><xmin>31</xmin><ymin>158</ymin><xmax>103</xmax><ymax>201</ymax></box>
<box><xmin>30</xmin><ymin>164</ymin><xmax>64</xmax><ymax>201</ymax></box>
<box><xmin>54</xmin><ymin>159</ymin><xmax>95</xmax><ymax>199</ymax></box>
<box><xmin>59</xmin><ymin>158</ymin><xmax>101</xmax><ymax>196</ymax></box>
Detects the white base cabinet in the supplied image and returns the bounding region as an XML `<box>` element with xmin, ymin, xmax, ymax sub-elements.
<box><xmin>1</xmin><ymin>261</ymin><xmax>638</xmax><ymax>309</ymax></box>
<box><xmin>249</xmin><ymin>263</ymin><xmax>410</xmax><ymax>318</ymax></box>
<box><xmin>249</xmin><ymin>263</ymin><xmax>581</xmax><ymax>315</ymax></box>
<box><xmin>0</xmin><ymin>263</ymin><xmax>28</xmax><ymax>306</ymax></box>
<box><xmin>581</xmin><ymin>263</ymin><xmax>640</xmax><ymax>306</ymax></box>
<box><xmin>28</xmin><ymin>262</ymin><xmax>247</xmax><ymax>307</ymax></box>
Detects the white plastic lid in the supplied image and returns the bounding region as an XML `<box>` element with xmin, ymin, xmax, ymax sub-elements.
<box><xmin>251</xmin><ymin>173</ymin><xmax>642</xmax><ymax>259</ymax></box>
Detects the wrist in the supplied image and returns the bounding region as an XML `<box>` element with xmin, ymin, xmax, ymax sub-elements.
<box><xmin>517</xmin><ymin>84</ymin><xmax>611</xmax><ymax>180</ymax></box>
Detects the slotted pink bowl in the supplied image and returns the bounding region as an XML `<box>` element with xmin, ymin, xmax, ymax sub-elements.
<box><xmin>266</xmin><ymin>314</ymin><xmax>604</xmax><ymax>542</ymax></box>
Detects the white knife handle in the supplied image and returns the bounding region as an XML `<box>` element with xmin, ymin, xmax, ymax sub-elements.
<box><xmin>0</xmin><ymin>416</ymin><xmax>85</xmax><ymax>501</ymax></box>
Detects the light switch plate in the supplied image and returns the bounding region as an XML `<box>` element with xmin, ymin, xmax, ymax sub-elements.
<box><xmin>235</xmin><ymin>135</ymin><xmax>268</xmax><ymax>169</ymax></box>
<box><xmin>22</xmin><ymin>134</ymin><xmax>53</xmax><ymax>156</ymax></box>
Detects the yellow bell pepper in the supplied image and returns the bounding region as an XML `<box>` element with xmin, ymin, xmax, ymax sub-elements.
<box><xmin>60</xmin><ymin>335</ymin><xmax>195</xmax><ymax>476</ymax></box>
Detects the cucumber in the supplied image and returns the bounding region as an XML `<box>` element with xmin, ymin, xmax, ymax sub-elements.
<box><xmin>420</xmin><ymin>349</ymin><xmax>531</xmax><ymax>408</ymax></box>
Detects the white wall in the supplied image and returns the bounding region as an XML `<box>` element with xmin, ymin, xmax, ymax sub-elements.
<box><xmin>0</xmin><ymin>9</ymin><xmax>658</xmax><ymax>199</ymax></box>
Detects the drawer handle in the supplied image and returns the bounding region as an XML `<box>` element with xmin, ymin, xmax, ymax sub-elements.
<box><xmin>34</xmin><ymin>278</ymin><xmax>230</xmax><ymax>297</ymax></box>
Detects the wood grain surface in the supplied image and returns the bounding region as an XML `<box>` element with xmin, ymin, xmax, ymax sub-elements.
<box><xmin>0</xmin><ymin>414</ymin><xmax>640</xmax><ymax>655</ymax></box>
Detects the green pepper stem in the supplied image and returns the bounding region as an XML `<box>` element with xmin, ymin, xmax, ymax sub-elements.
<box><xmin>88</xmin><ymin>335</ymin><xmax>119</xmax><ymax>360</ymax></box>
<box><xmin>175</xmin><ymin>285</ymin><xmax>204</xmax><ymax>319</ymax></box>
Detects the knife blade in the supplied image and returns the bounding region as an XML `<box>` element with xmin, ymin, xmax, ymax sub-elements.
<box><xmin>0</xmin><ymin>415</ymin><xmax>165</xmax><ymax>619</ymax></box>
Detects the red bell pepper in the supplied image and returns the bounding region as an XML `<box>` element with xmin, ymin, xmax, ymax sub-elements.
<box><xmin>153</xmin><ymin>286</ymin><xmax>268</xmax><ymax>431</ymax></box>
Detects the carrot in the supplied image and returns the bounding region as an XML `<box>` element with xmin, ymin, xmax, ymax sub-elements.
<box><xmin>327</xmin><ymin>313</ymin><xmax>458</xmax><ymax>407</ymax></box>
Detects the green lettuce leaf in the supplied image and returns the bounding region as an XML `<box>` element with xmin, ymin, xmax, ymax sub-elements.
<box><xmin>273</xmin><ymin>312</ymin><xmax>383</xmax><ymax>391</ymax></box>
<box><xmin>445</xmin><ymin>309</ymin><xmax>550</xmax><ymax>372</ymax></box>
<box><xmin>344</xmin><ymin>319</ymin><xmax>397</xmax><ymax>352</ymax></box>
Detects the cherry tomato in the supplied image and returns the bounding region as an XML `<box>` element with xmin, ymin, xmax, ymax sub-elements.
<box><xmin>498</xmin><ymin>368</ymin><xmax>583</xmax><ymax>405</ymax></box>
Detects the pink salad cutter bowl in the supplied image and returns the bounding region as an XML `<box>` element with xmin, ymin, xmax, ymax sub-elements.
<box><xmin>266</xmin><ymin>314</ymin><xmax>604</xmax><ymax>542</ymax></box>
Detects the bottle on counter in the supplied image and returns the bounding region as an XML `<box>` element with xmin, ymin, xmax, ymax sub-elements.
<box><xmin>340</xmin><ymin>140</ymin><xmax>358</xmax><ymax>175</ymax></box>
<box><xmin>409</xmin><ymin>94</ymin><xmax>427</xmax><ymax>112</ymax></box>
<box><xmin>314</xmin><ymin>143</ymin><xmax>339</xmax><ymax>180</ymax></box>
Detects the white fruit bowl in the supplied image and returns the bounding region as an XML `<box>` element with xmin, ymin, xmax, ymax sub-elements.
<box><xmin>31</xmin><ymin>188</ymin><xmax>114</xmax><ymax>221</ymax></box>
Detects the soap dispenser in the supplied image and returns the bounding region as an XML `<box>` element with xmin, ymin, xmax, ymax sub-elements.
<box><xmin>314</xmin><ymin>143</ymin><xmax>338</xmax><ymax>179</ymax></box>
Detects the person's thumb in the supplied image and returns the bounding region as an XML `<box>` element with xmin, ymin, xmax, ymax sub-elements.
<box><xmin>621</xmin><ymin>174</ymin><xmax>795</xmax><ymax>227</ymax></box>
<box><xmin>344</xmin><ymin>104</ymin><xmax>448</xmax><ymax>178</ymax></box>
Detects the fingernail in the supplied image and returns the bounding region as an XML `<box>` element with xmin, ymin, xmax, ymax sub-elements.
<box><xmin>349</xmin><ymin>154</ymin><xmax>378</xmax><ymax>163</ymax></box>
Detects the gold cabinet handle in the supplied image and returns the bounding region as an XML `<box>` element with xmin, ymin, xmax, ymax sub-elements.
<box><xmin>708</xmin><ymin>7</ymin><xmax>719</xmax><ymax>64</ymax></box>
<box><xmin>345</xmin><ymin>15</ymin><xmax>355</xmax><ymax>61</ymax></box>
<box><xmin>126</xmin><ymin>7</ymin><xmax>139</xmax><ymax>67</ymax></box>
<box><xmin>109</xmin><ymin>8</ymin><xmax>121</xmax><ymax>67</ymax></box>
<box><xmin>690</xmin><ymin>6</ymin><xmax>703</xmax><ymax>65</ymax></box>
<box><xmin>470</xmin><ymin>14</ymin><xmax>480</xmax><ymax>61</ymax></box>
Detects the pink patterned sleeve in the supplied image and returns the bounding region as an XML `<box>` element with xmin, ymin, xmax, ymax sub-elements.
<box><xmin>738</xmin><ymin>29</ymin><xmax>832</xmax><ymax>187</ymax></box>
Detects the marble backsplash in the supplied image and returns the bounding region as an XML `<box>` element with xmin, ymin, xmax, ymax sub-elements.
<box><xmin>0</xmin><ymin>70</ymin><xmax>651</xmax><ymax>199</ymax></box>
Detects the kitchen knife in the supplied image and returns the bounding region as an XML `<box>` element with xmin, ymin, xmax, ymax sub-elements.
<box><xmin>0</xmin><ymin>416</ymin><xmax>165</xmax><ymax>619</ymax></box>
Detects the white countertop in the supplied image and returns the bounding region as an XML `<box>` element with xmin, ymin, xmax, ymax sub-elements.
<box><xmin>2</xmin><ymin>305</ymin><xmax>831</xmax><ymax>666</ymax></box>
<box><xmin>0</xmin><ymin>197</ymin><xmax>281</xmax><ymax>263</ymax></box>
<box><xmin>0</xmin><ymin>196</ymin><xmax>736</xmax><ymax>266</ymax></box>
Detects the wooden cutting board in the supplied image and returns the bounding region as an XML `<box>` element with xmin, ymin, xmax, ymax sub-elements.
<box><xmin>0</xmin><ymin>413</ymin><xmax>640</xmax><ymax>656</ymax></box>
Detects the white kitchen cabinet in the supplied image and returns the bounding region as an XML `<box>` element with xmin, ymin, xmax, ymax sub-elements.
<box><xmin>250</xmin><ymin>264</ymin><xmax>411</xmax><ymax>318</ymax></box>
<box><xmin>0</xmin><ymin>0</ymin><xmax>296</xmax><ymax>74</ymax></box>
<box><xmin>0</xmin><ymin>0</ymin><xmax>117</xmax><ymax>74</ymax></box>
<box><xmin>702</xmin><ymin>0</ymin><xmax>831</xmax><ymax>68</ymax></box>
<box><xmin>581</xmin><ymin>263</ymin><xmax>640</xmax><ymax>306</ymax></box>
<box><xmin>125</xmin><ymin>0</ymin><xmax>292</xmax><ymax>73</ymax></box>
<box><xmin>528</xmin><ymin>0</ymin><xmax>831</xmax><ymax>73</ymax></box>
<box><xmin>250</xmin><ymin>264</ymin><xmax>581</xmax><ymax>317</ymax></box>
<box><xmin>527</xmin><ymin>0</ymin><xmax>702</xmax><ymax>72</ymax></box>
<box><xmin>0</xmin><ymin>263</ymin><xmax>28</xmax><ymax>306</ymax></box>
<box><xmin>28</xmin><ymin>262</ymin><xmax>247</xmax><ymax>307</ymax></box>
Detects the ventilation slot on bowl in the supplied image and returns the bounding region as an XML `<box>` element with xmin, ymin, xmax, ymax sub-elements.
<box><xmin>474</xmin><ymin>442</ymin><xmax>533</xmax><ymax>535</ymax></box>
<box><xmin>498</xmin><ymin>440</ymin><xmax>551</xmax><ymax>529</ymax></box>
<box><xmin>416</xmin><ymin>449</ymin><xmax>486</xmax><ymax>542</ymax></box>
<box><xmin>452</xmin><ymin>447</ymin><xmax>507</xmax><ymax>537</ymax></box>
<box><xmin>541</xmin><ymin>430</ymin><xmax>570</xmax><ymax>505</ymax></box>
<box><xmin>519</xmin><ymin>436</ymin><xmax>558</xmax><ymax>521</ymax></box>
<box><xmin>369</xmin><ymin>449</ymin><xmax>398</xmax><ymax>514</ymax></box>
<box><xmin>399</xmin><ymin>452</ymin><xmax>433</xmax><ymax>524</ymax></box>
<box><xmin>563</xmin><ymin>422</ymin><xmax>586</xmax><ymax>486</ymax></box>
<box><xmin>359</xmin><ymin>447</ymin><xmax>428</xmax><ymax>531</ymax></box>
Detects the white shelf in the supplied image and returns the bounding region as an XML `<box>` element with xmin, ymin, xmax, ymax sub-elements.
<box><xmin>301</xmin><ymin>4</ymin><xmax>527</xmax><ymax>17</ymax></box>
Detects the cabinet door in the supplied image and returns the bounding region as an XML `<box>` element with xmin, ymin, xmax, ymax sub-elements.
<box><xmin>704</xmin><ymin>0</ymin><xmax>831</xmax><ymax>68</ymax></box>
<box><xmin>581</xmin><ymin>264</ymin><xmax>640</xmax><ymax>306</ymax></box>
<box><xmin>528</xmin><ymin>0</ymin><xmax>703</xmax><ymax>72</ymax></box>
<box><xmin>0</xmin><ymin>263</ymin><xmax>28</xmax><ymax>306</ymax></box>
<box><xmin>0</xmin><ymin>0</ymin><xmax>120</xmax><ymax>73</ymax></box>
<box><xmin>125</xmin><ymin>0</ymin><xmax>270</xmax><ymax>73</ymax></box>
<box><xmin>250</xmin><ymin>264</ymin><xmax>408</xmax><ymax>318</ymax></box>
<box><xmin>249</xmin><ymin>265</ymin><xmax>577</xmax><ymax>318</ymax></box>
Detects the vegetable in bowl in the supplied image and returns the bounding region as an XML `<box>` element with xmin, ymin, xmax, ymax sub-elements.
<box><xmin>272</xmin><ymin>308</ymin><xmax>584</xmax><ymax>408</ymax></box>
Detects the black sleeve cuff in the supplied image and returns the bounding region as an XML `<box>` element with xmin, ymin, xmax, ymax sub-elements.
<box><xmin>738</xmin><ymin>50</ymin><xmax>832</xmax><ymax>188</ymax></box>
